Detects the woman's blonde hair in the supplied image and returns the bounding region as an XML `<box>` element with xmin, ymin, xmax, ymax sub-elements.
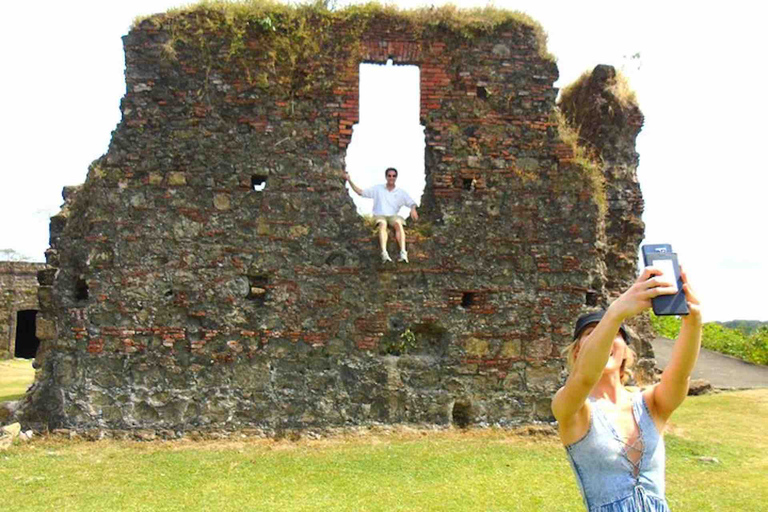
<box><xmin>562</xmin><ymin>330</ymin><xmax>636</xmax><ymax>385</ymax></box>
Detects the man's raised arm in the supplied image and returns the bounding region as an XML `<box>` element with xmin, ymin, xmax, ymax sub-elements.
<box><xmin>344</xmin><ymin>172</ymin><xmax>364</xmax><ymax>196</ymax></box>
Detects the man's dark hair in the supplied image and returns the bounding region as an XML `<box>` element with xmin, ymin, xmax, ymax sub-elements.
<box><xmin>385</xmin><ymin>167</ymin><xmax>398</xmax><ymax>178</ymax></box>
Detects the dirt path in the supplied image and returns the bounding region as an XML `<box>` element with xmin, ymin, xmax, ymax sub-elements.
<box><xmin>652</xmin><ymin>337</ymin><xmax>768</xmax><ymax>389</ymax></box>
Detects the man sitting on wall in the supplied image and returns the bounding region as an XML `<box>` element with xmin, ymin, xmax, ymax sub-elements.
<box><xmin>345</xmin><ymin>167</ymin><xmax>419</xmax><ymax>264</ymax></box>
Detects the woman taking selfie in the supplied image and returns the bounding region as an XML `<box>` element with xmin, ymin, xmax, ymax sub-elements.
<box><xmin>552</xmin><ymin>266</ymin><xmax>702</xmax><ymax>511</ymax></box>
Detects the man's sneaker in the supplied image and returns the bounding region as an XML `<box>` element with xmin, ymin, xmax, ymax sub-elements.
<box><xmin>381</xmin><ymin>251</ymin><xmax>393</xmax><ymax>264</ymax></box>
<box><xmin>398</xmin><ymin>250</ymin><xmax>409</xmax><ymax>263</ymax></box>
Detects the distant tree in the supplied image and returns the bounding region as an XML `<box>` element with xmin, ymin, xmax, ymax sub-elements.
<box><xmin>747</xmin><ymin>327</ymin><xmax>768</xmax><ymax>365</ymax></box>
<box><xmin>720</xmin><ymin>320</ymin><xmax>767</xmax><ymax>335</ymax></box>
<box><xmin>652</xmin><ymin>314</ymin><xmax>767</xmax><ymax>366</ymax></box>
<box><xmin>0</xmin><ymin>248</ymin><xmax>31</xmax><ymax>262</ymax></box>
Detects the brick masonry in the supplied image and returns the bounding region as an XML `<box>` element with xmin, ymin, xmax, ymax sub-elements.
<box><xmin>16</xmin><ymin>6</ymin><xmax>648</xmax><ymax>430</ymax></box>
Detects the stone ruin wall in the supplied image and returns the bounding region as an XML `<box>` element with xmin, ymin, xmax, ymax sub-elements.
<box><xmin>17</xmin><ymin>6</ymin><xmax>647</xmax><ymax>431</ymax></box>
<box><xmin>557</xmin><ymin>65</ymin><xmax>652</xmax><ymax>378</ymax></box>
<box><xmin>1</xmin><ymin>262</ymin><xmax>46</xmax><ymax>360</ymax></box>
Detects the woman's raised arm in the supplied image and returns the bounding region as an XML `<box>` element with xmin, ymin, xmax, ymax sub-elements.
<box><xmin>650</xmin><ymin>267</ymin><xmax>702</xmax><ymax>422</ymax></box>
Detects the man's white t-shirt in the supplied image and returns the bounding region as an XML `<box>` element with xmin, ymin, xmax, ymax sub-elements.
<box><xmin>362</xmin><ymin>184</ymin><xmax>417</xmax><ymax>216</ymax></box>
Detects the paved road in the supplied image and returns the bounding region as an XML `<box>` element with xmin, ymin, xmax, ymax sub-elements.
<box><xmin>652</xmin><ymin>337</ymin><xmax>768</xmax><ymax>389</ymax></box>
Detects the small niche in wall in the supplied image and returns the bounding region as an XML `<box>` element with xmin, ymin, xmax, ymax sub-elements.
<box><xmin>325</xmin><ymin>252</ymin><xmax>346</xmax><ymax>267</ymax></box>
<box><xmin>75</xmin><ymin>276</ymin><xmax>89</xmax><ymax>301</ymax></box>
<box><xmin>462</xmin><ymin>178</ymin><xmax>474</xmax><ymax>191</ymax></box>
<box><xmin>585</xmin><ymin>291</ymin><xmax>598</xmax><ymax>306</ymax></box>
<box><xmin>452</xmin><ymin>399</ymin><xmax>473</xmax><ymax>428</ymax></box>
<box><xmin>461</xmin><ymin>292</ymin><xmax>475</xmax><ymax>309</ymax></box>
<box><xmin>251</xmin><ymin>175</ymin><xmax>267</xmax><ymax>192</ymax></box>
<box><xmin>476</xmin><ymin>86</ymin><xmax>489</xmax><ymax>100</ymax></box>
<box><xmin>247</xmin><ymin>275</ymin><xmax>269</xmax><ymax>305</ymax></box>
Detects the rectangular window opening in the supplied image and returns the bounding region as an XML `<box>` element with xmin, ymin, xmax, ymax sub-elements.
<box><xmin>345</xmin><ymin>60</ymin><xmax>425</xmax><ymax>218</ymax></box>
<box><xmin>75</xmin><ymin>276</ymin><xmax>89</xmax><ymax>302</ymax></box>
<box><xmin>252</xmin><ymin>175</ymin><xmax>267</xmax><ymax>192</ymax></box>
<box><xmin>247</xmin><ymin>275</ymin><xmax>269</xmax><ymax>305</ymax></box>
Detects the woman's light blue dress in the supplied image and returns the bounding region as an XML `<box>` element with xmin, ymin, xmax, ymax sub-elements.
<box><xmin>565</xmin><ymin>393</ymin><xmax>670</xmax><ymax>511</ymax></box>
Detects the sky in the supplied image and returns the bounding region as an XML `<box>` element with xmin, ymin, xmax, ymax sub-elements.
<box><xmin>1</xmin><ymin>0</ymin><xmax>765</xmax><ymax>322</ymax></box>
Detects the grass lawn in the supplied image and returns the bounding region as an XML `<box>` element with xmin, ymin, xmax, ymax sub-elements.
<box><xmin>0</xmin><ymin>358</ymin><xmax>35</xmax><ymax>402</ymax></box>
<box><xmin>2</xmin><ymin>388</ymin><xmax>767</xmax><ymax>511</ymax></box>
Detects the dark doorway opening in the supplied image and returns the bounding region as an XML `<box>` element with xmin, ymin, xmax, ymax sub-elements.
<box><xmin>15</xmin><ymin>310</ymin><xmax>40</xmax><ymax>359</ymax></box>
<box><xmin>452</xmin><ymin>399</ymin><xmax>473</xmax><ymax>428</ymax></box>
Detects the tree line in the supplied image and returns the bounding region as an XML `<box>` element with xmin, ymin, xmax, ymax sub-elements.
<box><xmin>651</xmin><ymin>314</ymin><xmax>768</xmax><ymax>366</ymax></box>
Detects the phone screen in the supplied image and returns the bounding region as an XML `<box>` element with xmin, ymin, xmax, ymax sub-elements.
<box><xmin>650</xmin><ymin>258</ymin><xmax>678</xmax><ymax>292</ymax></box>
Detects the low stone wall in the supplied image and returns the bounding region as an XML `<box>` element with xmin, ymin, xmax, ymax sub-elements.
<box><xmin>0</xmin><ymin>262</ymin><xmax>46</xmax><ymax>359</ymax></box>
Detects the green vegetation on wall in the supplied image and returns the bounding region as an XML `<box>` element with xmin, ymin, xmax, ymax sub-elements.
<box><xmin>553</xmin><ymin>109</ymin><xmax>607</xmax><ymax>216</ymax></box>
<box><xmin>132</xmin><ymin>0</ymin><xmax>555</xmax><ymax>108</ymax></box>
<box><xmin>559</xmin><ymin>69</ymin><xmax>638</xmax><ymax>112</ymax></box>
<box><xmin>134</xmin><ymin>0</ymin><xmax>554</xmax><ymax>60</ymax></box>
